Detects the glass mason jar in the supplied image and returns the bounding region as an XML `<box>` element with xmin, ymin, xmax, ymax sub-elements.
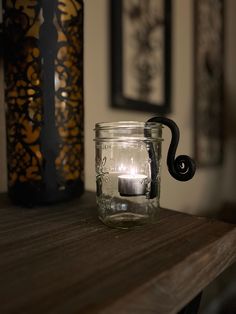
<box><xmin>94</xmin><ymin>121</ymin><xmax>163</xmax><ymax>228</ymax></box>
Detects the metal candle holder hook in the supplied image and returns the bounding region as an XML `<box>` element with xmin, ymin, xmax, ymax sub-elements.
<box><xmin>146</xmin><ymin>116</ymin><xmax>196</xmax><ymax>199</ymax></box>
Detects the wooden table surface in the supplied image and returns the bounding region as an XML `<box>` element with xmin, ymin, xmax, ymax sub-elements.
<box><xmin>0</xmin><ymin>191</ymin><xmax>236</xmax><ymax>314</ymax></box>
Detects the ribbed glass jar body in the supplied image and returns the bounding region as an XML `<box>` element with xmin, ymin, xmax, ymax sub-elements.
<box><xmin>94</xmin><ymin>121</ymin><xmax>162</xmax><ymax>228</ymax></box>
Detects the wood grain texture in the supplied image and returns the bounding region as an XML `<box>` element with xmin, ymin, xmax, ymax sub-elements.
<box><xmin>0</xmin><ymin>192</ymin><xmax>236</xmax><ymax>314</ymax></box>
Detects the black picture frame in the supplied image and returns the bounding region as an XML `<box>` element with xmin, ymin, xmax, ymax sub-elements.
<box><xmin>111</xmin><ymin>0</ymin><xmax>171</xmax><ymax>114</ymax></box>
<box><xmin>194</xmin><ymin>0</ymin><xmax>224</xmax><ymax>167</ymax></box>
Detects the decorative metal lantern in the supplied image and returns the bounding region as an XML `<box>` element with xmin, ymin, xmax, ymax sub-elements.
<box><xmin>94</xmin><ymin>117</ymin><xmax>196</xmax><ymax>228</ymax></box>
<box><xmin>3</xmin><ymin>0</ymin><xmax>84</xmax><ymax>205</ymax></box>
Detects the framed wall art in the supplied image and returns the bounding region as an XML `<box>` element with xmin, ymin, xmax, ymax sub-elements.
<box><xmin>194</xmin><ymin>0</ymin><xmax>224</xmax><ymax>166</ymax></box>
<box><xmin>111</xmin><ymin>0</ymin><xmax>171</xmax><ymax>113</ymax></box>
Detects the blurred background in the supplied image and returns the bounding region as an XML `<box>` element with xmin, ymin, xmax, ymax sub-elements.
<box><xmin>0</xmin><ymin>0</ymin><xmax>236</xmax><ymax>312</ymax></box>
<box><xmin>2</xmin><ymin>0</ymin><xmax>235</xmax><ymax>215</ymax></box>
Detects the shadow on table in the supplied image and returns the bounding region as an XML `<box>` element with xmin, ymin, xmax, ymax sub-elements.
<box><xmin>199</xmin><ymin>202</ymin><xmax>236</xmax><ymax>314</ymax></box>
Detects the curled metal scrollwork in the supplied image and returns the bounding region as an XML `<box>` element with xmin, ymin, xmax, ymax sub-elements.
<box><xmin>146</xmin><ymin>116</ymin><xmax>196</xmax><ymax>199</ymax></box>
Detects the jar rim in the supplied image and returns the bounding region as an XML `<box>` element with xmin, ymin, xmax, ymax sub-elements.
<box><xmin>94</xmin><ymin>121</ymin><xmax>163</xmax><ymax>130</ymax></box>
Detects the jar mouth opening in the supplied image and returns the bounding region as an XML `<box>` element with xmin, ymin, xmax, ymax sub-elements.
<box><xmin>94</xmin><ymin>121</ymin><xmax>163</xmax><ymax>130</ymax></box>
<box><xmin>94</xmin><ymin>121</ymin><xmax>163</xmax><ymax>142</ymax></box>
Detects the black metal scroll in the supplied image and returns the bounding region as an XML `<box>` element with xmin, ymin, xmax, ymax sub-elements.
<box><xmin>146</xmin><ymin>117</ymin><xmax>196</xmax><ymax>199</ymax></box>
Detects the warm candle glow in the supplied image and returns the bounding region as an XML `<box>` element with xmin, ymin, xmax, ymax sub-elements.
<box><xmin>118</xmin><ymin>173</ymin><xmax>147</xmax><ymax>196</ymax></box>
<box><xmin>118</xmin><ymin>174</ymin><xmax>147</xmax><ymax>180</ymax></box>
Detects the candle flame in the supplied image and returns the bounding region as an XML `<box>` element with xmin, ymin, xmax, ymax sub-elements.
<box><xmin>118</xmin><ymin>164</ymin><xmax>139</xmax><ymax>177</ymax></box>
<box><xmin>130</xmin><ymin>167</ymin><xmax>137</xmax><ymax>176</ymax></box>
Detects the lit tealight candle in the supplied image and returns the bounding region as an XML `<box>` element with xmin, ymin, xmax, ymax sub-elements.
<box><xmin>118</xmin><ymin>174</ymin><xmax>147</xmax><ymax>196</ymax></box>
